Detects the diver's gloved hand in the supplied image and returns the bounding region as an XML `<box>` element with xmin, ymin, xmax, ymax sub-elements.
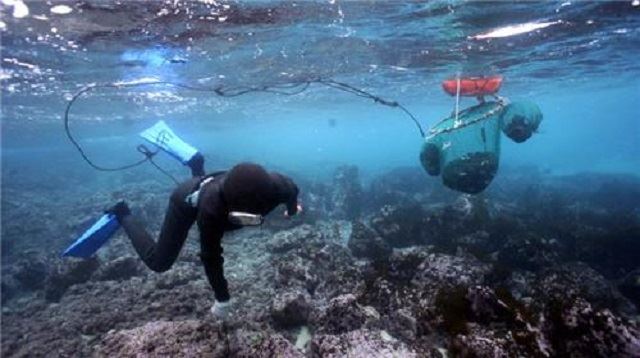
<box><xmin>210</xmin><ymin>299</ymin><xmax>233</xmax><ymax>320</ymax></box>
<box><xmin>284</xmin><ymin>202</ymin><xmax>304</xmax><ymax>217</ymax></box>
<box><xmin>106</xmin><ymin>200</ymin><xmax>131</xmax><ymax>221</ymax></box>
<box><xmin>186</xmin><ymin>152</ymin><xmax>205</xmax><ymax>177</ymax></box>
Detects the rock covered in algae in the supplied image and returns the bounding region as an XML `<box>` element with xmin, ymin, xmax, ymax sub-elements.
<box><xmin>96</xmin><ymin>320</ymin><xmax>226</xmax><ymax>357</ymax></box>
<box><xmin>310</xmin><ymin>329</ymin><xmax>418</xmax><ymax>357</ymax></box>
<box><xmin>271</xmin><ymin>289</ymin><xmax>312</xmax><ymax>328</ymax></box>
<box><xmin>347</xmin><ymin>221</ymin><xmax>391</xmax><ymax>260</ymax></box>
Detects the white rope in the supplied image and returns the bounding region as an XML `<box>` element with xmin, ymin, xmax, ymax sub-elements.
<box><xmin>455</xmin><ymin>76</ymin><xmax>461</xmax><ymax>122</ymax></box>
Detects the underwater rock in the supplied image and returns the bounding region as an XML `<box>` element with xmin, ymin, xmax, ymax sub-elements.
<box><xmin>384</xmin><ymin>308</ymin><xmax>418</xmax><ymax>343</ymax></box>
<box><xmin>96</xmin><ymin>320</ymin><xmax>226</xmax><ymax>357</ymax></box>
<box><xmin>312</xmin><ymin>294</ymin><xmax>375</xmax><ymax>334</ymax></box>
<box><xmin>370</xmin><ymin>197</ymin><xmax>491</xmax><ymax>251</ymax></box>
<box><xmin>359</xmin><ymin>247</ymin><xmax>432</xmax><ymax>316</ymax></box>
<box><xmin>534</xmin><ymin>262</ymin><xmax>637</xmax><ymax>317</ymax></box>
<box><xmin>228</xmin><ymin>329</ymin><xmax>304</xmax><ymax>357</ymax></box>
<box><xmin>502</xmin><ymin>270</ymin><xmax>537</xmax><ymax>301</ymax></box>
<box><xmin>571</xmin><ymin>213</ymin><xmax>640</xmax><ymax>279</ymax></box>
<box><xmin>310</xmin><ymin>329</ymin><xmax>418</xmax><ymax>357</ymax></box>
<box><xmin>440</xmin><ymin>285</ymin><xmax>551</xmax><ymax>356</ymax></box>
<box><xmin>450</xmin><ymin>327</ymin><xmax>510</xmax><ymax>357</ymax></box>
<box><xmin>308</xmin><ymin>243</ymin><xmax>364</xmax><ymax>299</ymax></box>
<box><xmin>1</xmin><ymin>235</ymin><xmax>15</xmax><ymax>259</ymax></box>
<box><xmin>2</xmin><ymin>271</ymin><xmax>212</xmax><ymax>357</ymax></box>
<box><xmin>154</xmin><ymin>263</ymin><xmax>200</xmax><ymax>290</ymax></box>
<box><xmin>13</xmin><ymin>254</ymin><xmax>49</xmax><ymax>291</ymax></box>
<box><xmin>385</xmin><ymin>247</ymin><xmax>434</xmax><ymax>283</ymax></box>
<box><xmin>619</xmin><ymin>269</ymin><xmax>640</xmax><ymax>308</ymax></box>
<box><xmin>450</xmin><ymin>324</ymin><xmax>549</xmax><ymax>358</ymax></box>
<box><xmin>347</xmin><ymin>221</ymin><xmax>391</xmax><ymax>260</ymax></box>
<box><xmin>466</xmin><ymin>285</ymin><xmax>516</xmax><ymax>324</ymax></box>
<box><xmin>370</xmin><ymin>203</ymin><xmax>428</xmax><ymax>248</ymax></box>
<box><xmin>544</xmin><ymin>297</ymin><xmax>640</xmax><ymax>357</ymax></box>
<box><xmin>274</xmin><ymin>253</ymin><xmax>320</xmax><ymax>295</ymax></box>
<box><xmin>427</xmin><ymin>196</ymin><xmax>494</xmax><ymax>253</ymax></box>
<box><xmin>497</xmin><ymin>232</ymin><xmax>561</xmax><ymax>271</ymax></box>
<box><xmin>366</xmin><ymin>166</ymin><xmax>442</xmax><ymax>209</ymax></box>
<box><xmin>1</xmin><ymin>253</ymin><xmax>49</xmax><ymax>304</ymax></box>
<box><xmin>271</xmin><ymin>290</ymin><xmax>312</xmax><ymax>328</ymax></box>
<box><xmin>93</xmin><ymin>256</ymin><xmax>142</xmax><ymax>282</ymax></box>
<box><xmin>5</xmin><ymin>167</ymin><xmax>640</xmax><ymax>357</ymax></box>
<box><xmin>299</xmin><ymin>182</ymin><xmax>329</xmax><ymax>220</ymax></box>
<box><xmin>590</xmin><ymin>175</ymin><xmax>640</xmax><ymax>214</ymax></box>
<box><xmin>328</xmin><ymin>165</ymin><xmax>363</xmax><ymax>220</ymax></box>
<box><xmin>44</xmin><ymin>257</ymin><xmax>100</xmax><ymax>302</ymax></box>
<box><xmin>267</xmin><ymin>224</ymin><xmax>322</xmax><ymax>254</ymax></box>
<box><xmin>411</xmin><ymin>253</ymin><xmax>491</xmax><ymax>292</ymax></box>
<box><xmin>273</xmin><ymin>229</ymin><xmax>363</xmax><ymax>299</ymax></box>
<box><xmin>1</xmin><ymin>275</ymin><xmax>20</xmax><ymax>304</ymax></box>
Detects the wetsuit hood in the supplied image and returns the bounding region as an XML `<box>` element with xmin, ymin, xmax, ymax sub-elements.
<box><xmin>222</xmin><ymin>162</ymin><xmax>277</xmax><ymax>215</ymax></box>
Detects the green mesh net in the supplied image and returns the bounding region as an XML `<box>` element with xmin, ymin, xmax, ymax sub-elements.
<box><xmin>420</xmin><ymin>100</ymin><xmax>542</xmax><ymax>194</ymax></box>
<box><xmin>421</xmin><ymin>101</ymin><xmax>504</xmax><ymax>194</ymax></box>
<box><xmin>501</xmin><ymin>100</ymin><xmax>543</xmax><ymax>143</ymax></box>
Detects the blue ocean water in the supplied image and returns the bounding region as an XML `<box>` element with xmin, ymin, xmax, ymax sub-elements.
<box><xmin>1</xmin><ymin>2</ymin><xmax>640</xmax><ymax>356</ymax></box>
<box><xmin>1</xmin><ymin>1</ymin><xmax>638</xmax><ymax>185</ymax></box>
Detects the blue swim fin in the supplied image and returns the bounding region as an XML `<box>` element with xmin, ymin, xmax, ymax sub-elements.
<box><xmin>62</xmin><ymin>213</ymin><xmax>120</xmax><ymax>258</ymax></box>
<box><xmin>139</xmin><ymin>120</ymin><xmax>199</xmax><ymax>164</ymax></box>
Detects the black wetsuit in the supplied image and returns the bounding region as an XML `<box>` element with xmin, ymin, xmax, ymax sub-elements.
<box><xmin>119</xmin><ymin>166</ymin><xmax>299</xmax><ymax>302</ymax></box>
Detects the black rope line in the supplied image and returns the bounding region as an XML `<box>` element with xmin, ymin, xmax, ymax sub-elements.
<box><xmin>136</xmin><ymin>145</ymin><xmax>179</xmax><ymax>184</ymax></box>
<box><xmin>64</xmin><ymin>78</ymin><xmax>426</xmax><ymax>178</ymax></box>
<box><xmin>64</xmin><ymin>84</ymin><xmax>152</xmax><ymax>171</ymax></box>
<box><xmin>316</xmin><ymin>79</ymin><xmax>425</xmax><ymax>137</ymax></box>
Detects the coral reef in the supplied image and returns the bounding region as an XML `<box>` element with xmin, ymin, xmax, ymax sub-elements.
<box><xmin>2</xmin><ymin>167</ymin><xmax>639</xmax><ymax>357</ymax></box>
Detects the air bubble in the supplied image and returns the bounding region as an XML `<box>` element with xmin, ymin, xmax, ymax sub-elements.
<box><xmin>12</xmin><ymin>0</ymin><xmax>29</xmax><ymax>18</ymax></box>
<box><xmin>50</xmin><ymin>5</ymin><xmax>73</xmax><ymax>15</ymax></box>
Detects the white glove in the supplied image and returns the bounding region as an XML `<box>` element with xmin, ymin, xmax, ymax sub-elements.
<box><xmin>210</xmin><ymin>299</ymin><xmax>233</xmax><ymax>320</ymax></box>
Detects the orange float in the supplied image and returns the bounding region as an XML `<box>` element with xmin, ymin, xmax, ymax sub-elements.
<box><xmin>442</xmin><ymin>76</ymin><xmax>503</xmax><ymax>97</ymax></box>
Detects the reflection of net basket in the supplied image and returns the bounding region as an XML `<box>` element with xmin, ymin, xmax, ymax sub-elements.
<box><xmin>422</xmin><ymin>101</ymin><xmax>506</xmax><ymax>194</ymax></box>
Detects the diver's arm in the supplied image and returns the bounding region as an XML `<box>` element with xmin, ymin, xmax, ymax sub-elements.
<box><xmin>285</xmin><ymin>187</ymin><xmax>300</xmax><ymax>216</ymax></box>
<box><xmin>198</xmin><ymin>221</ymin><xmax>230</xmax><ymax>302</ymax></box>
<box><xmin>271</xmin><ymin>173</ymin><xmax>300</xmax><ymax>216</ymax></box>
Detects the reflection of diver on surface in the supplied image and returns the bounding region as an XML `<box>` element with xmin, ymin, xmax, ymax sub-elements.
<box><xmin>64</xmin><ymin>121</ymin><xmax>301</xmax><ymax>320</ymax></box>
<box><xmin>420</xmin><ymin>76</ymin><xmax>543</xmax><ymax>194</ymax></box>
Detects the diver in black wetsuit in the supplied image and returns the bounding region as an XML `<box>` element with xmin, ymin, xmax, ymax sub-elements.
<box><xmin>108</xmin><ymin>153</ymin><xmax>301</xmax><ymax>319</ymax></box>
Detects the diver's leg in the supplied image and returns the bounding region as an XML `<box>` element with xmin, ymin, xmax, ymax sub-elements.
<box><xmin>120</xmin><ymin>200</ymin><xmax>196</xmax><ymax>272</ymax></box>
<box><xmin>186</xmin><ymin>152</ymin><xmax>205</xmax><ymax>177</ymax></box>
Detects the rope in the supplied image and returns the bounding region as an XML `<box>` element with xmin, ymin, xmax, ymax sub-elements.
<box><xmin>137</xmin><ymin>145</ymin><xmax>179</xmax><ymax>184</ymax></box>
<box><xmin>455</xmin><ymin>76</ymin><xmax>461</xmax><ymax>123</ymax></box>
<box><xmin>64</xmin><ymin>84</ymin><xmax>153</xmax><ymax>171</ymax></box>
<box><xmin>64</xmin><ymin>78</ymin><xmax>426</xmax><ymax>178</ymax></box>
<box><xmin>316</xmin><ymin>79</ymin><xmax>425</xmax><ymax>137</ymax></box>
<box><xmin>64</xmin><ymin>83</ymin><xmax>179</xmax><ymax>184</ymax></box>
